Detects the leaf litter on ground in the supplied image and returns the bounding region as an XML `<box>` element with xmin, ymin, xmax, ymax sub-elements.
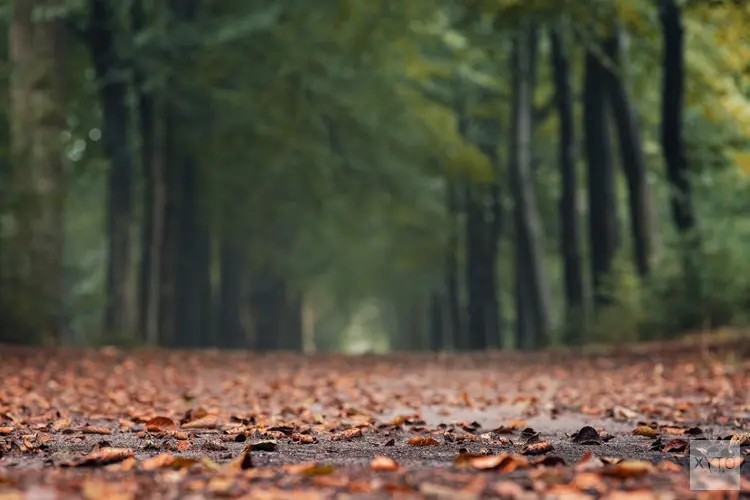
<box><xmin>1</xmin><ymin>336</ymin><xmax>750</xmax><ymax>497</ymax></box>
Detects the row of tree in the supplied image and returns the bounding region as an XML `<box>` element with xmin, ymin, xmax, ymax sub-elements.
<box><xmin>0</xmin><ymin>0</ymin><xmax>747</xmax><ymax>351</ymax></box>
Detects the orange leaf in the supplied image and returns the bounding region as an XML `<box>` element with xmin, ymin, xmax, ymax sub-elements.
<box><xmin>370</xmin><ymin>456</ymin><xmax>399</xmax><ymax>471</ymax></box>
<box><xmin>407</xmin><ymin>436</ymin><xmax>439</xmax><ymax>446</ymax></box>
<box><xmin>146</xmin><ymin>416</ymin><xmax>177</xmax><ymax>433</ymax></box>
<box><xmin>182</xmin><ymin>416</ymin><xmax>218</xmax><ymax>430</ymax></box>
<box><xmin>602</xmin><ymin>460</ymin><xmax>655</xmax><ymax>478</ymax></box>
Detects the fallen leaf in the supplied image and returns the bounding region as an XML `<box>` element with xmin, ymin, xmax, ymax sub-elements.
<box><xmin>407</xmin><ymin>436</ymin><xmax>439</xmax><ymax>446</ymax></box>
<box><xmin>572</xmin><ymin>426</ymin><xmax>601</xmax><ymax>445</ymax></box>
<box><xmin>731</xmin><ymin>432</ymin><xmax>750</xmax><ymax>446</ymax></box>
<box><xmin>331</xmin><ymin>428</ymin><xmax>362</xmax><ymax>441</ymax></box>
<box><xmin>601</xmin><ymin>460</ymin><xmax>655</xmax><ymax>478</ymax></box>
<box><xmin>79</xmin><ymin>425</ymin><xmax>112</xmax><ymax>435</ymax></box>
<box><xmin>182</xmin><ymin>416</ymin><xmax>218</xmax><ymax>429</ymax></box>
<box><xmin>632</xmin><ymin>425</ymin><xmax>658</xmax><ymax>438</ymax></box>
<box><xmin>370</xmin><ymin>455</ymin><xmax>399</xmax><ymax>471</ymax></box>
<box><xmin>469</xmin><ymin>454</ymin><xmax>529</xmax><ymax>472</ymax></box>
<box><xmin>662</xmin><ymin>439</ymin><xmax>689</xmax><ymax>453</ymax></box>
<box><xmin>284</xmin><ymin>462</ymin><xmax>335</xmax><ymax>476</ymax></box>
<box><xmin>140</xmin><ymin>453</ymin><xmax>178</xmax><ymax>471</ymax></box>
<box><xmin>146</xmin><ymin>416</ymin><xmax>177</xmax><ymax>432</ymax></box>
<box><xmin>51</xmin><ymin>418</ymin><xmax>71</xmax><ymax>432</ymax></box>
<box><xmin>522</xmin><ymin>441</ymin><xmax>553</xmax><ymax>455</ymax></box>
<box><xmin>0</xmin><ymin>427</ymin><xmax>12</xmax><ymax>436</ymax></box>
<box><xmin>62</xmin><ymin>447</ymin><xmax>134</xmax><ymax>467</ymax></box>
<box><xmin>81</xmin><ymin>479</ymin><xmax>135</xmax><ymax>500</ymax></box>
<box><xmin>245</xmin><ymin>440</ymin><xmax>278</xmax><ymax>451</ymax></box>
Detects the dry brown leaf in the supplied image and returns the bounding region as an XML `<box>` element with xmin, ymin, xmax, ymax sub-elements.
<box><xmin>662</xmin><ymin>438</ymin><xmax>688</xmax><ymax>453</ymax></box>
<box><xmin>284</xmin><ymin>462</ymin><xmax>335</xmax><ymax>476</ymax></box>
<box><xmin>182</xmin><ymin>416</ymin><xmax>218</xmax><ymax>429</ymax></box>
<box><xmin>471</xmin><ymin>454</ymin><xmax>531</xmax><ymax>473</ymax></box>
<box><xmin>291</xmin><ymin>433</ymin><xmax>315</xmax><ymax>444</ymax></box>
<box><xmin>330</xmin><ymin>428</ymin><xmax>362</xmax><ymax>441</ymax></box>
<box><xmin>632</xmin><ymin>425</ymin><xmax>658</xmax><ymax>438</ymax></box>
<box><xmin>522</xmin><ymin>440</ymin><xmax>553</xmax><ymax>455</ymax></box>
<box><xmin>79</xmin><ymin>425</ymin><xmax>112</xmax><ymax>435</ymax></box>
<box><xmin>493</xmin><ymin>481</ymin><xmax>525</xmax><ymax>498</ymax></box>
<box><xmin>146</xmin><ymin>416</ymin><xmax>177</xmax><ymax>432</ymax></box>
<box><xmin>731</xmin><ymin>432</ymin><xmax>750</xmax><ymax>446</ymax></box>
<box><xmin>407</xmin><ymin>436</ymin><xmax>439</xmax><ymax>446</ymax></box>
<box><xmin>0</xmin><ymin>427</ymin><xmax>12</xmax><ymax>435</ymax></box>
<box><xmin>370</xmin><ymin>455</ymin><xmax>399</xmax><ymax>471</ymax></box>
<box><xmin>601</xmin><ymin>460</ymin><xmax>655</xmax><ymax>478</ymax></box>
<box><xmin>63</xmin><ymin>447</ymin><xmax>134</xmax><ymax>467</ymax></box>
<box><xmin>81</xmin><ymin>480</ymin><xmax>135</xmax><ymax>500</ymax></box>
<box><xmin>140</xmin><ymin>453</ymin><xmax>178</xmax><ymax>471</ymax></box>
<box><xmin>51</xmin><ymin>418</ymin><xmax>72</xmax><ymax>432</ymax></box>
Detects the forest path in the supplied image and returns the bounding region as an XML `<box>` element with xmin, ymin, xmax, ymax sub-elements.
<box><xmin>1</xmin><ymin>338</ymin><xmax>749</xmax><ymax>498</ymax></box>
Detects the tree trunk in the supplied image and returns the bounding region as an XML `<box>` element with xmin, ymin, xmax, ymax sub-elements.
<box><xmin>445</xmin><ymin>182</ymin><xmax>463</xmax><ymax>350</ymax></box>
<box><xmin>509</xmin><ymin>22</ymin><xmax>552</xmax><ymax>349</ymax></box>
<box><xmin>658</xmin><ymin>0</ymin><xmax>696</xmax><ymax>235</ymax></box>
<box><xmin>603</xmin><ymin>25</ymin><xmax>656</xmax><ymax>278</ymax></box>
<box><xmin>88</xmin><ymin>0</ymin><xmax>135</xmax><ymax>337</ymax></box>
<box><xmin>584</xmin><ymin>49</ymin><xmax>620</xmax><ymax>307</ymax></box>
<box><xmin>464</xmin><ymin>183</ymin><xmax>487</xmax><ymax>350</ymax></box>
<box><xmin>251</xmin><ymin>272</ymin><xmax>285</xmax><ymax>351</ymax></box>
<box><xmin>134</xmin><ymin>0</ymin><xmax>163</xmax><ymax>346</ymax></box>
<box><xmin>428</xmin><ymin>289</ymin><xmax>444</xmax><ymax>351</ymax></box>
<box><xmin>477</xmin><ymin>136</ymin><xmax>502</xmax><ymax>350</ymax></box>
<box><xmin>8</xmin><ymin>0</ymin><xmax>67</xmax><ymax>343</ymax></box>
<box><xmin>218</xmin><ymin>243</ymin><xmax>244</xmax><ymax>348</ymax></box>
<box><xmin>283</xmin><ymin>290</ymin><xmax>304</xmax><ymax>351</ymax></box>
<box><xmin>549</xmin><ymin>24</ymin><xmax>585</xmax><ymax>343</ymax></box>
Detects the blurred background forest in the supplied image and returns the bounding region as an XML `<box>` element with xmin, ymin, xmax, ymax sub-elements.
<box><xmin>0</xmin><ymin>0</ymin><xmax>749</xmax><ymax>353</ymax></box>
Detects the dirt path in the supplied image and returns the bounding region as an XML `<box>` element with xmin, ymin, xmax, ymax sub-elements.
<box><xmin>1</xmin><ymin>342</ymin><xmax>749</xmax><ymax>498</ymax></box>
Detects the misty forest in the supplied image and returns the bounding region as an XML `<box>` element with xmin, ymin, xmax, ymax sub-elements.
<box><xmin>1</xmin><ymin>0</ymin><xmax>750</xmax><ymax>498</ymax></box>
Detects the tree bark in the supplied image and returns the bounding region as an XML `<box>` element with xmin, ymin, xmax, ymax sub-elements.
<box><xmin>251</xmin><ymin>272</ymin><xmax>285</xmax><ymax>351</ymax></box>
<box><xmin>428</xmin><ymin>289</ymin><xmax>444</xmax><ymax>351</ymax></box>
<box><xmin>8</xmin><ymin>0</ymin><xmax>68</xmax><ymax>342</ymax></box>
<box><xmin>658</xmin><ymin>0</ymin><xmax>697</xmax><ymax>235</ymax></box>
<box><xmin>445</xmin><ymin>182</ymin><xmax>463</xmax><ymax>350</ymax></box>
<box><xmin>603</xmin><ymin>25</ymin><xmax>656</xmax><ymax>278</ymax></box>
<box><xmin>89</xmin><ymin>0</ymin><xmax>135</xmax><ymax>336</ymax></box>
<box><xmin>549</xmin><ymin>24</ymin><xmax>585</xmax><ymax>342</ymax></box>
<box><xmin>133</xmin><ymin>0</ymin><xmax>164</xmax><ymax>346</ymax></box>
<box><xmin>509</xmin><ymin>22</ymin><xmax>552</xmax><ymax>349</ymax></box>
<box><xmin>218</xmin><ymin>243</ymin><xmax>244</xmax><ymax>348</ymax></box>
<box><xmin>584</xmin><ymin>48</ymin><xmax>620</xmax><ymax>307</ymax></box>
<box><xmin>464</xmin><ymin>183</ymin><xmax>487</xmax><ymax>350</ymax></box>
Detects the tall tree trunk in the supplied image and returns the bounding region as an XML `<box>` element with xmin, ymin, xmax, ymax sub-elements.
<box><xmin>218</xmin><ymin>243</ymin><xmax>244</xmax><ymax>348</ymax></box>
<box><xmin>509</xmin><ymin>23</ymin><xmax>552</xmax><ymax>349</ymax></box>
<box><xmin>476</xmin><ymin>128</ymin><xmax>503</xmax><ymax>349</ymax></box>
<box><xmin>134</xmin><ymin>0</ymin><xmax>163</xmax><ymax>346</ymax></box>
<box><xmin>584</xmin><ymin>49</ymin><xmax>619</xmax><ymax>307</ymax></box>
<box><xmin>464</xmin><ymin>183</ymin><xmax>487</xmax><ymax>350</ymax></box>
<box><xmin>549</xmin><ymin>24</ymin><xmax>585</xmax><ymax>343</ymax></box>
<box><xmin>658</xmin><ymin>0</ymin><xmax>696</xmax><ymax>235</ymax></box>
<box><xmin>603</xmin><ymin>25</ymin><xmax>656</xmax><ymax>278</ymax></box>
<box><xmin>251</xmin><ymin>272</ymin><xmax>285</xmax><ymax>351</ymax></box>
<box><xmin>283</xmin><ymin>290</ymin><xmax>304</xmax><ymax>351</ymax></box>
<box><xmin>9</xmin><ymin>0</ymin><xmax>67</xmax><ymax>343</ymax></box>
<box><xmin>88</xmin><ymin>0</ymin><xmax>135</xmax><ymax>336</ymax></box>
<box><xmin>428</xmin><ymin>289</ymin><xmax>444</xmax><ymax>351</ymax></box>
<box><xmin>445</xmin><ymin>182</ymin><xmax>463</xmax><ymax>350</ymax></box>
<box><xmin>158</xmin><ymin>107</ymin><xmax>181</xmax><ymax>346</ymax></box>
